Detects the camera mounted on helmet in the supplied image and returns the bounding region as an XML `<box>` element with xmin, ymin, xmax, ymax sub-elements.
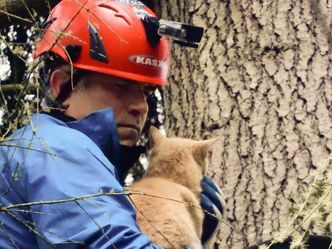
<box><xmin>141</xmin><ymin>15</ymin><xmax>204</xmax><ymax>49</ymax></box>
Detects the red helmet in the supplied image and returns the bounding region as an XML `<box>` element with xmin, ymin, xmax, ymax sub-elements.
<box><xmin>34</xmin><ymin>0</ymin><xmax>170</xmax><ymax>86</ymax></box>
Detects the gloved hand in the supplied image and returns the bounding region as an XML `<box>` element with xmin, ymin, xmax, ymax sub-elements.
<box><xmin>200</xmin><ymin>176</ymin><xmax>226</xmax><ymax>244</ymax></box>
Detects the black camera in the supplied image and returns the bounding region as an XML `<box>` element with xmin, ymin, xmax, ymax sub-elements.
<box><xmin>141</xmin><ymin>15</ymin><xmax>204</xmax><ymax>48</ymax></box>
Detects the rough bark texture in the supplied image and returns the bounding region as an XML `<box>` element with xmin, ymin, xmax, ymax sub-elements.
<box><xmin>158</xmin><ymin>0</ymin><xmax>332</xmax><ymax>248</ymax></box>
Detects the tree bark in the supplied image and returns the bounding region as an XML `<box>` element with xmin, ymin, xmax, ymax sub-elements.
<box><xmin>159</xmin><ymin>0</ymin><xmax>332</xmax><ymax>248</ymax></box>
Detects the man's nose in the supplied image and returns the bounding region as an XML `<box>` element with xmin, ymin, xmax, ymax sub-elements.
<box><xmin>128</xmin><ymin>90</ymin><xmax>149</xmax><ymax>116</ymax></box>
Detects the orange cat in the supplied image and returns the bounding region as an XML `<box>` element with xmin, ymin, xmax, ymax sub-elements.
<box><xmin>129</xmin><ymin>127</ymin><xmax>218</xmax><ymax>249</ymax></box>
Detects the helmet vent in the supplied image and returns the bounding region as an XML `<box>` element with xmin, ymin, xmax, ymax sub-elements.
<box><xmin>99</xmin><ymin>3</ymin><xmax>130</xmax><ymax>25</ymax></box>
<box><xmin>65</xmin><ymin>44</ymin><xmax>82</xmax><ymax>62</ymax></box>
<box><xmin>88</xmin><ymin>22</ymin><xmax>109</xmax><ymax>63</ymax></box>
<box><xmin>99</xmin><ymin>3</ymin><xmax>119</xmax><ymax>13</ymax></box>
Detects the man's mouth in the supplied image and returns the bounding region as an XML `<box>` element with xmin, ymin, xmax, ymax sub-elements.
<box><xmin>117</xmin><ymin>123</ymin><xmax>140</xmax><ymax>132</ymax></box>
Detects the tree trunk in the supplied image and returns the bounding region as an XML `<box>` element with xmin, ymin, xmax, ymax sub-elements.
<box><xmin>159</xmin><ymin>0</ymin><xmax>332</xmax><ymax>248</ymax></box>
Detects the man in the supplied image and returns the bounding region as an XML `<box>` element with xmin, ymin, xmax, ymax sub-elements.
<box><xmin>0</xmin><ymin>0</ymin><xmax>224</xmax><ymax>248</ymax></box>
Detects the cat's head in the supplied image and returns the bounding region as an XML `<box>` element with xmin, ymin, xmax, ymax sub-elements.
<box><xmin>146</xmin><ymin>126</ymin><xmax>219</xmax><ymax>193</ymax></box>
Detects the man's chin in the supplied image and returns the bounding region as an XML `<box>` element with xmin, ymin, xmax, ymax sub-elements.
<box><xmin>119</xmin><ymin>139</ymin><xmax>137</xmax><ymax>147</ymax></box>
<box><xmin>117</xmin><ymin>128</ymin><xmax>139</xmax><ymax>147</ymax></box>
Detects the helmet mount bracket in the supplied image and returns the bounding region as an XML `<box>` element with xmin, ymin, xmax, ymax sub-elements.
<box><xmin>141</xmin><ymin>15</ymin><xmax>204</xmax><ymax>48</ymax></box>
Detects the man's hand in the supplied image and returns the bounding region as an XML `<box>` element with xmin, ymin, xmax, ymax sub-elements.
<box><xmin>200</xmin><ymin>176</ymin><xmax>226</xmax><ymax>244</ymax></box>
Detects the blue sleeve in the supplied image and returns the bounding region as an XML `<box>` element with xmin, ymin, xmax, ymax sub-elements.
<box><xmin>5</xmin><ymin>128</ymin><xmax>162</xmax><ymax>249</ymax></box>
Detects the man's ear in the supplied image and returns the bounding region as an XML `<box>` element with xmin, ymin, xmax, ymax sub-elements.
<box><xmin>49</xmin><ymin>66</ymin><xmax>70</xmax><ymax>98</ymax></box>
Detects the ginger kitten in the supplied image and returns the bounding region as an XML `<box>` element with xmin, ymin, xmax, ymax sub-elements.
<box><xmin>130</xmin><ymin>126</ymin><xmax>218</xmax><ymax>249</ymax></box>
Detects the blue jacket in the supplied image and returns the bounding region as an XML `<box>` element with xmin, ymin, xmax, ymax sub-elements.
<box><xmin>0</xmin><ymin>109</ymin><xmax>162</xmax><ymax>249</ymax></box>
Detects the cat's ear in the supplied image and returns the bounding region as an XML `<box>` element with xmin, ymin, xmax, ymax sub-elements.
<box><xmin>149</xmin><ymin>126</ymin><xmax>165</xmax><ymax>148</ymax></box>
<box><xmin>193</xmin><ymin>137</ymin><xmax>220</xmax><ymax>171</ymax></box>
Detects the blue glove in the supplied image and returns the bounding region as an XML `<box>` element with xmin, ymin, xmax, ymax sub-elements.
<box><xmin>200</xmin><ymin>176</ymin><xmax>225</xmax><ymax>244</ymax></box>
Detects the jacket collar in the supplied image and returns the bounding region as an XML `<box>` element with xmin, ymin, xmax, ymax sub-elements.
<box><xmin>65</xmin><ymin>109</ymin><xmax>121</xmax><ymax>167</ymax></box>
<box><xmin>43</xmin><ymin>109</ymin><xmax>145</xmax><ymax>184</ymax></box>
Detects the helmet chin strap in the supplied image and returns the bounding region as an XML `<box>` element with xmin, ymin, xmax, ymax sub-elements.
<box><xmin>141</xmin><ymin>15</ymin><xmax>204</xmax><ymax>48</ymax></box>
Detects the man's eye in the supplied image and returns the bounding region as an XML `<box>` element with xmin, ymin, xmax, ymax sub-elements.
<box><xmin>114</xmin><ymin>83</ymin><xmax>129</xmax><ymax>88</ymax></box>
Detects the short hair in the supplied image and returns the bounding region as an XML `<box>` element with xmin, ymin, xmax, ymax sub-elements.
<box><xmin>39</xmin><ymin>53</ymin><xmax>85</xmax><ymax>113</ymax></box>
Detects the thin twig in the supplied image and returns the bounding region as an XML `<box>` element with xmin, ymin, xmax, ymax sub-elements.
<box><xmin>0</xmin><ymin>9</ymin><xmax>32</xmax><ymax>23</ymax></box>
